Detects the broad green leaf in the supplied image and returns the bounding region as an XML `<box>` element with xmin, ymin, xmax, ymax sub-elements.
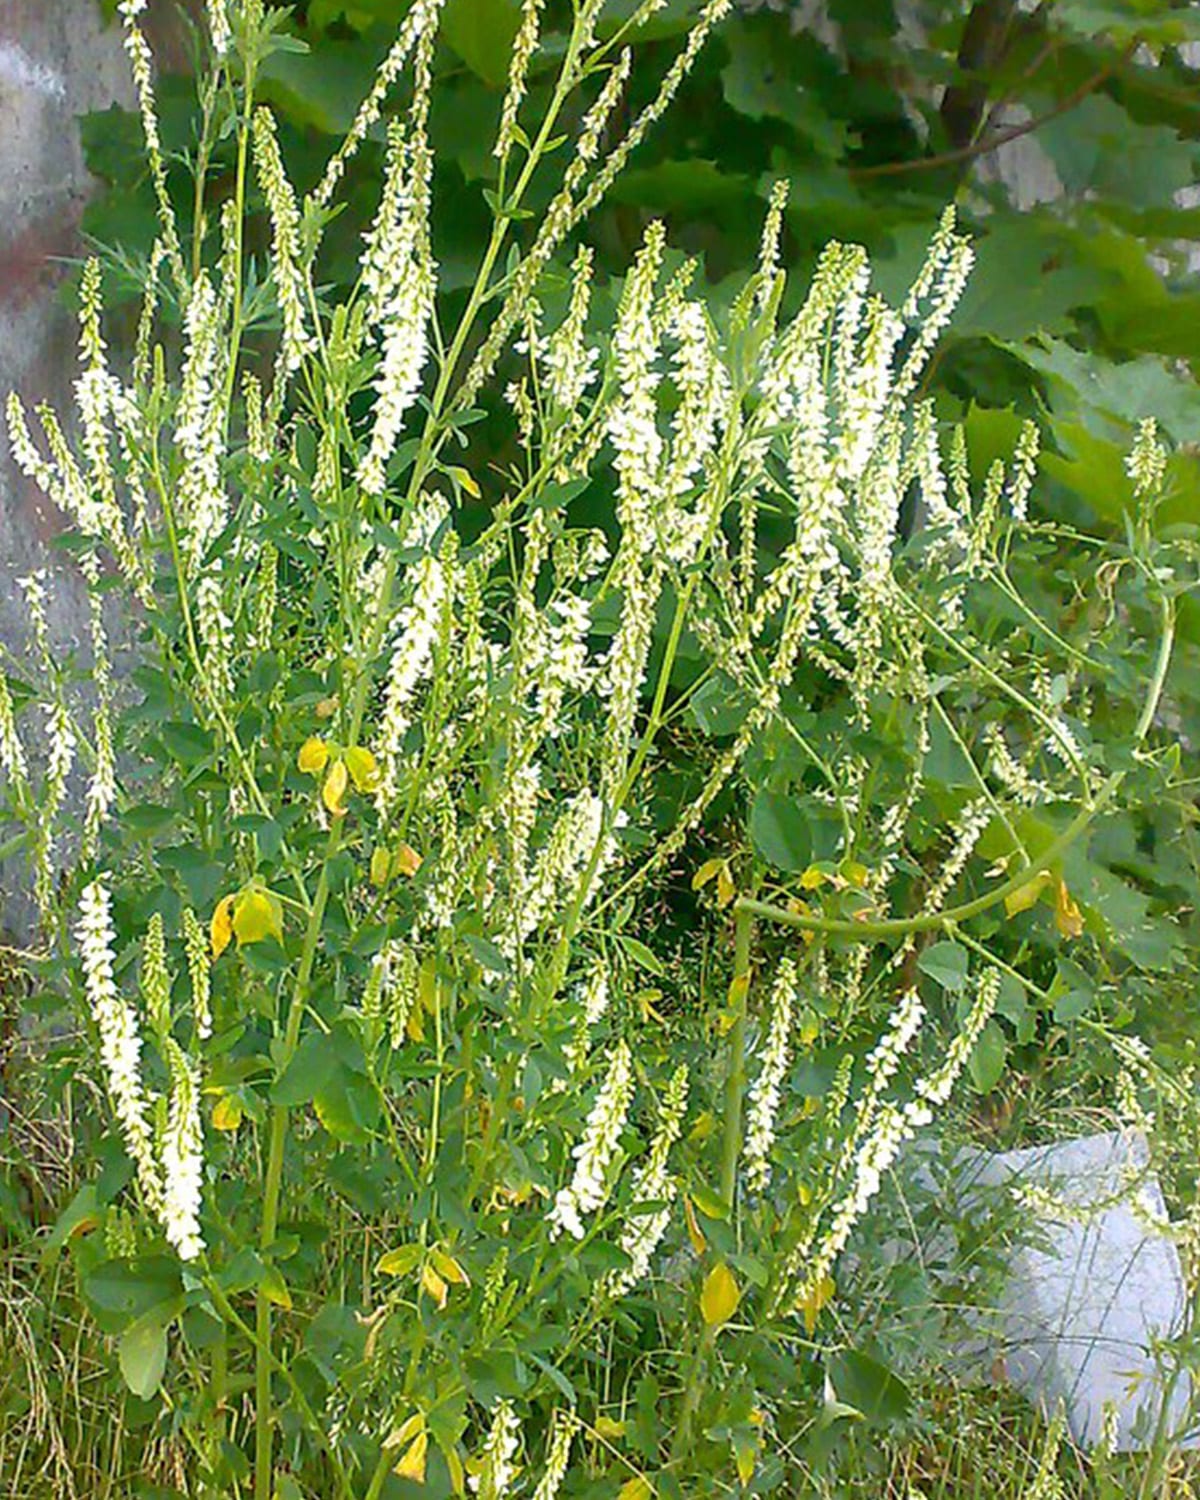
<box><xmin>827</xmin><ymin>1349</ymin><xmax>912</xmax><ymax>1427</ymax></box>
<box><xmin>967</xmin><ymin>1020</ymin><xmax>1008</xmax><ymax>1094</ymax></box>
<box><xmin>119</xmin><ymin>1315</ymin><xmax>169</xmax><ymax>1399</ymax></box>
<box><xmin>749</xmin><ymin>791</ymin><xmax>812</xmax><ymax>873</ymax></box>
<box><xmin>916</xmin><ymin>941</ymin><xmax>968</xmax><ymax>992</ymax></box>
<box><xmin>440</xmin><ymin>0</ymin><xmax>522</xmax><ymax>87</ymax></box>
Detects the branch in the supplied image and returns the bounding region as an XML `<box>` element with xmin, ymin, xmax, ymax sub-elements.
<box><xmin>849</xmin><ymin>42</ymin><xmax>1135</xmax><ymax>181</ymax></box>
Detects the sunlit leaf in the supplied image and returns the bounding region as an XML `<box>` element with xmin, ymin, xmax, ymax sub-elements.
<box><xmin>298</xmin><ymin>736</ymin><xmax>329</xmax><ymax>774</ymax></box>
<box><xmin>700</xmin><ymin>1261</ymin><xmax>740</xmax><ymax>1327</ymax></box>
<box><xmin>322</xmin><ymin>758</ymin><xmax>349</xmax><ymax>816</ymax></box>
<box><xmin>210</xmin><ymin>895</ymin><xmax>235</xmax><ymax>959</ymax></box>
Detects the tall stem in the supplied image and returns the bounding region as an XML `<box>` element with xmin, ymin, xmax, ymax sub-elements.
<box><xmin>720</xmin><ymin>904</ymin><xmax>754</xmax><ymax>1209</ymax></box>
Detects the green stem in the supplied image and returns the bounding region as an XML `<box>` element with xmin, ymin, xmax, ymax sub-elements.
<box><xmin>720</xmin><ymin>904</ymin><xmax>754</xmax><ymax>1209</ymax></box>
<box><xmin>737</xmin><ymin>777</ymin><xmax>1119</xmax><ymax>940</ymax></box>
<box><xmin>254</xmin><ymin>847</ymin><xmax>337</xmax><ymax>1500</ymax></box>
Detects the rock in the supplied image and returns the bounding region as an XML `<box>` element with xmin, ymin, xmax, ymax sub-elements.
<box><xmin>950</xmin><ymin>1130</ymin><xmax>1196</xmax><ymax>1452</ymax></box>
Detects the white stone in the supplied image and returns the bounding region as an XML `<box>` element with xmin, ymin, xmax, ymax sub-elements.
<box><xmin>949</xmin><ymin>1130</ymin><xmax>1197</xmax><ymax>1452</ymax></box>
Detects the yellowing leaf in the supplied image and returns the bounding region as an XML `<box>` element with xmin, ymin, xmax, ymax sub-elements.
<box><xmin>617</xmin><ymin>1478</ymin><xmax>653</xmax><ymax>1500</ymax></box>
<box><xmin>683</xmin><ymin>1194</ymin><xmax>708</xmax><ymax>1255</ymax></box>
<box><xmin>594</xmin><ymin>1415</ymin><xmax>626</xmax><ymax>1440</ymax></box>
<box><xmin>444</xmin><ymin>1442</ymin><xmax>466</xmax><ymax>1496</ymax></box>
<box><xmin>429</xmin><ymin>1247</ymin><xmax>470</xmax><ymax>1286</ymax></box>
<box><xmin>394</xmin><ymin>1430</ymin><xmax>429</xmax><ymax>1483</ymax></box>
<box><xmin>232</xmin><ymin>888</ymin><xmax>283</xmax><ymax>949</ymax></box>
<box><xmin>376</xmin><ymin>1244</ymin><xmax>422</xmax><ymax>1277</ymax></box>
<box><xmin>727</xmin><ymin>973</ymin><xmax>750</xmax><ymax>1008</ymax></box>
<box><xmin>298</xmin><ymin>737</ymin><xmax>329</xmax><ymax>775</ymax></box>
<box><xmin>733</xmin><ymin>1433</ymin><xmax>757</xmax><ymax>1486</ymax></box>
<box><xmin>370</xmin><ymin>847</ymin><xmax>392</xmax><ymax>887</ymax></box>
<box><xmin>322</xmin><ymin>758</ymin><xmax>349</xmax><ymax>817</ymax></box>
<box><xmin>212</xmin><ymin>1095</ymin><xmax>244</xmax><ymax>1132</ymax></box>
<box><xmin>259</xmin><ymin>1262</ymin><xmax>292</xmax><ymax>1310</ymax></box>
<box><xmin>692</xmin><ymin>858</ymin><xmax>725</xmax><ymax>893</ymax></box>
<box><xmin>393</xmin><ymin>842</ymin><xmax>423</xmax><ymax>878</ymax></box>
<box><xmin>210</xmin><ymin>895</ymin><xmax>235</xmax><ymax>959</ymax></box>
<box><xmin>1005</xmin><ymin>869</ymin><xmax>1050</xmax><ymax>917</ymax></box>
<box><xmin>716</xmin><ymin>863</ymin><xmax>736</xmax><ymax>909</ymax></box>
<box><xmin>1054</xmin><ymin>879</ymin><xmax>1084</xmax><ymax>940</ymax></box>
<box><xmin>421</xmin><ymin>1262</ymin><xmax>448</xmax><ymax>1309</ymax></box>
<box><xmin>384</xmin><ymin>1412</ymin><xmax>426</xmax><ymax>1452</ymax></box>
<box><xmin>688</xmin><ymin>1110</ymin><xmax>717</xmax><ymax>1145</ymax></box>
<box><xmin>315</xmin><ymin>696</ymin><xmax>338</xmax><ymax>720</ymax></box>
<box><xmin>700</xmin><ymin>1261</ymin><xmax>740</xmax><ymax>1328</ymax></box>
<box><xmin>345</xmin><ymin>745</ymin><xmax>380</xmax><ymax>793</ymax></box>
<box><xmin>796</xmin><ymin>1273</ymin><xmax>835</xmax><ymax>1335</ymax></box>
<box><xmin>799</xmin><ymin>865</ymin><xmax>826</xmax><ymax>891</ymax></box>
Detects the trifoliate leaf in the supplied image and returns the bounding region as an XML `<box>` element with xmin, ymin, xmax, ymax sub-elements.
<box><xmin>210</xmin><ymin>895</ymin><xmax>235</xmax><ymax>959</ymax></box>
<box><xmin>344</xmin><ymin>745</ymin><xmax>380</xmax><ymax>792</ymax></box>
<box><xmin>298</xmin><ymin>737</ymin><xmax>329</xmax><ymax>775</ymax></box>
<box><xmin>700</xmin><ymin>1261</ymin><xmax>740</xmax><ymax>1327</ymax></box>
<box><xmin>322</xmin><ymin>758</ymin><xmax>349</xmax><ymax>816</ymax></box>
<box><xmin>233</xmin><ymin>888</ymin><xmax>283</xmax><ymax>948</ymax></box>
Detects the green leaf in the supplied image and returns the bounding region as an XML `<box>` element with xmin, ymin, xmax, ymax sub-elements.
<box><xmin>748</xmin><ymin>790</ymin><xmax>813</xmax><ymax>873</ymax></box>
<box><xmin>967</xmin><ymin>1020</ymin><xmax>1008</xmax><ymax>1094</ymax></box>
<box><xmin>271</xmin><ymin>1032</ymin><xmax>338</xmax><ymax>1107</ymax></box>
<box><xmin>916</xmin><ymin>941</ymin><xmax>968</xmax><ymax>992</ymax></box>
<box><xmin>827</xmin><ymin>1349</ymin><xmax>912</xmax><ymax>1427</ymax></box>
<box><xmin>463</xmin><ymin>933</ymin><xmax>510</xmax><ymax>976</ymax></box>
<box><xmin>440</xmin><ymin>0</ymin><xmax>522</xmax><ymax>87</ymax></box>
<box><xmin>119</xmin><ymin>1312</ymin><xmax>170</xmax><ymax>1399</ymax></box>
<box><xmin>617</xmin><ymin>934</ymin><xmax>667</xmax><ymax>979</ymax></box>
<box><xmin>720</xmin><ymin>17</ymin><xmax>847</xmax><ymax>155</ymax></box>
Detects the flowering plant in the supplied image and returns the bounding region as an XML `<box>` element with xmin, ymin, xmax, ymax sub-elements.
<box><xmin>0</xmin><ymin>1</ymin><xmax>1186</xmax><ymax>1496</ymax></box>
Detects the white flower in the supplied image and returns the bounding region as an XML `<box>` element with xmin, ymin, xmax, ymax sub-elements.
<box><xmin>744</xmin><ymin>959</ymin><xmax>798</xmax><ymax>1192</ymax></box>
<box><xmin>0</xmin><ymin>670</ymin><xmax>27</xmax><ymax>787</ymax></box>
<box><xmin>77</xmin><ymin>880</ymin><xmax>163</xmax><ymax>1216</ymax></box>
<box><xmin>469</xmin><ymin>1399</ymin><xmax>522</xmax><ymax>1499</ymax></box>
<box><xmin>375</xmin><ymin>553</ymin><xmax>449</xmax><ymax>815</ymax></box>
<box><xmin>205</xmin><ymin>0</ymin><xmax>232</xmax><ymax>55</ymax></box>
<box><xmin>530</xmin><ymin>1412</ymin><xmax>577</xmax><ymax>1500</ymax></box>
<box><xmin>161</xmin><ymin>1039</ymin><xmax>205</xmax><ymax>1261</ymax></box>
<box><xmin>608</xmin><ymin>1064</ymin><xmax>688</xmax><ymax>1295</ymax></box>
<box><xmin>549</xmin><ymin>1039</ymin><xmax>633</xmax><ymax>1240</ymax></box>
<box><xmin>253</xmin><ymin>108</ymin><xmax>312</xmax><ymax>375</ymax></box>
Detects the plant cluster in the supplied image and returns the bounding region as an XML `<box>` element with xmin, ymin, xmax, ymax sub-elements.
<box><xmin>0</xmin><ymin>2</ymin><xmax>1192</xmax><ymax>1497</ymax></box>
